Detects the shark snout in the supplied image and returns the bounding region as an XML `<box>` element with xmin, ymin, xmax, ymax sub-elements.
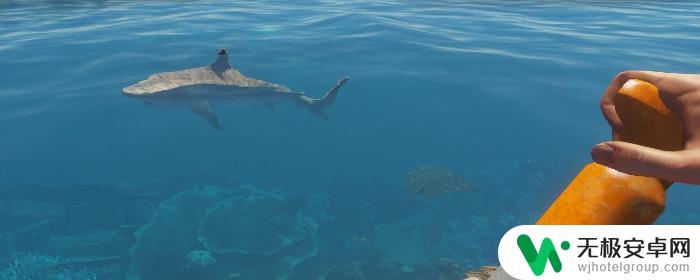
<box><xmin>122</xmin><ymin>84</ymin><xmax>147</xmax><ymax>97</ymax></box>
<box><xmin>122</xmin><ymin>88</ymin><xmax>137</xmax><ymax>97</ymax></box>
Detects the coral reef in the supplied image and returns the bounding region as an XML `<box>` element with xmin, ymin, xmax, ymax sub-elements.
<box><xmin>185</xmin><ymin>250</ymin><xmax>216</xmax><ymax>268</ymax></box>
<box><xmin>197</xmin><ymin>189</ymin><xmax>312</xmax><ymax>255</ymax></box>
<box><xmin>320</xmin><ymin>262</ymin><xmax>366</xmax><ymax>280</ymax></box>
<box><xmin>372</xmin><ymin>210</ymin><xmax>437</xmax><ymax>266</ymax></box>
<box><xmin>0</xmin><ymin>252</ymin><xmax>97</xmax><ymax>280</ymax></box>
<box><xmin>0</xmin><ymin>160</ymin><xmax>563</xmax><ymax>280</ymax></box>
<box><xmin>127</xmin><ymin>185</ymin><xmax>232</xmax><ymax>280</ymax></box>
<box><xmin>127</xmin><ymin>185</ymin><xmax>319</xmax><ymax>280</ymax></box>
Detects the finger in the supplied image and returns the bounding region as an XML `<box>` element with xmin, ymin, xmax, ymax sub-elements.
<box><xmin>600</xmin><ymin>70</ymin><xmax>669</xmax><ymax>140</ymax></box>
<box><xmin>674</xmin><ymin>151</ymin><xmax>700</xmax><ymax>185</ymax></box>
<box><xmin>591</xmin><ymin>141</ymin><xmax>685</xmax><ymax>181</ymax></box>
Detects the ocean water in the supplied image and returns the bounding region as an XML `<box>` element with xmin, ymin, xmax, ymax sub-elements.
<box><xmin>2</xmin><ymin>1</ymin><xmax>700</xmax><ymax>279</ymax></box>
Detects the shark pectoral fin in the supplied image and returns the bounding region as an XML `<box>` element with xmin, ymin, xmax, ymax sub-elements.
<box><xmin>189</xmin><ymin>100</ymin><xmax>223</xmax><ymax>129</ymax></box>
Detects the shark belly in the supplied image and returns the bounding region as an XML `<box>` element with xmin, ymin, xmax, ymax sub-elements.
<box><xmin>141</xmin><ymin>84</ymin><xmax>291</xmax><ymax>104</ymax></box>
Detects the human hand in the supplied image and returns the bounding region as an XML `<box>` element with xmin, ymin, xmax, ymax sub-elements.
<box><xmin>592</xmin><ymin>71</ymin><xmax>700</xmax><ymax>185</ymax></box>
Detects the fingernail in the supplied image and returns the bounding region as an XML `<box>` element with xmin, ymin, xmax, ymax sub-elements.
<box><xmin>592</xmin><ymin>143</ymin><xmax>614</xmax><ymax>165</ymax></box>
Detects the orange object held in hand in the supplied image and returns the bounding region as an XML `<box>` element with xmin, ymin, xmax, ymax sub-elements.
<box><xmin>537</xmin><ymin>79</ymin><xmax>684</xmax><ymax>225</ymax></box>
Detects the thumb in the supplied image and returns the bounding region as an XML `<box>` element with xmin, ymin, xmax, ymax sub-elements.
<box><xmin>591</xmin><ymin>141</ymin><xmax>684</xmax><ymax>180</ymax></box>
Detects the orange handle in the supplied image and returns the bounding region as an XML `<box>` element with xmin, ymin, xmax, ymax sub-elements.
<box><xmin>537</xmin><ymin>79</ymin><xmax>683</xmax><ymax>225</ymax></box>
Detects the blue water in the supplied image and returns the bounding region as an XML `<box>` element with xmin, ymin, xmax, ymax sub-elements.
<box><xmin>2</xmin><ymin>1</ymin><xmax>700</xmax><ymax>279</ymax></box>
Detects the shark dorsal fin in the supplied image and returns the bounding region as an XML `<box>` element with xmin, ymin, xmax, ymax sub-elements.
<box><xmin>210</xmin><ymin>49</ymin><xmax>231</xmax><ymax>74</ymax></box>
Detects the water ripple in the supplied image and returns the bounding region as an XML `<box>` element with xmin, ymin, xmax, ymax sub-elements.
<box><xmin>2</xmin><ymin>0</ymin><xmax>700</xmax><ymax>121</ymax></box>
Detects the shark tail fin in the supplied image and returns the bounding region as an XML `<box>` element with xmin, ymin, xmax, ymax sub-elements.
<box><xmin>303</xmin><ymin>77</ymin><xmax>350</xmax><ymax>121</ymax></box>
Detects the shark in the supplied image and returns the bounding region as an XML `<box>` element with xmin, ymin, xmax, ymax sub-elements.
<box><xmin>122</xmin><ymin>49</ymin><xmax>349</xmax><ymax>129</ymax></box>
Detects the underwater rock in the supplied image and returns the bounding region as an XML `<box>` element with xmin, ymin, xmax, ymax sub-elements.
<box><xmin>127</xmin><ymin>184</ymin><xmax>319</xmax><ymax>280</ymax></box>
<box><xmin>7</xmin><ymin>201</ymin><xmax>64</xmax><ymax>219</ymax></box>
<box><xmin>46</xmin><ymin>229</ymin><xmax>121</xmax><ymax>252</ymax></box>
